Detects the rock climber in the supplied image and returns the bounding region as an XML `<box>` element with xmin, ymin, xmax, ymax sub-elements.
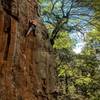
<box><xmin>25</xmin><ymin>19</ymin><xmax>38</xmax><ymax>36</ymax></box>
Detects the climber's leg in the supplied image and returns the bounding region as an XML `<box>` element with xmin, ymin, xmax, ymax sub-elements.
<box><xmin>26</xmin><ymin>24</ymin><xmax>36</xmax><ymax>36</ymax></box>
<box><xmin>32</xmin><ymin>24</ymin><xmax>36</xmax><ymax>36</ymax></box>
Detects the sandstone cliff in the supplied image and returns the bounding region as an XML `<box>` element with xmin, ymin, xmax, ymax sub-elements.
<box><xmin>0</xmin><ymin>0</ymin><xmax>57</xmax><ymax>100</ymax></box>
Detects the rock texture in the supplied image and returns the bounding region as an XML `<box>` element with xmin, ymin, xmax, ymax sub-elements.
<box><xmin>0</xmin><ymin>0</ymin><xmax>57</xmax><ymax>100</ymax></box>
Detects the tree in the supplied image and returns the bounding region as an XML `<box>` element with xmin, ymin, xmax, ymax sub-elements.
<box><xmin>39</xmin><ymin>0</ymin><xmax>100</xmax><ymax>99</ymax></box>
<box><xmin>39</xmin><ymin>0</ymin><xmax>93</xmax><ymax>45</ymax></box>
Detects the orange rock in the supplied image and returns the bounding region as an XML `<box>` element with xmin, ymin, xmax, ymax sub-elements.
<box><xmin>0</xmin><ymin>0</ymin><xmax>57</xmax><ymax>100</ymax></box>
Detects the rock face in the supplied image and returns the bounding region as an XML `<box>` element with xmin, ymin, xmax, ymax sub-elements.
<box><xmin>0</xmin><ymin>0</ymin><xmax>57</xmax><ymax>100</ymax></box>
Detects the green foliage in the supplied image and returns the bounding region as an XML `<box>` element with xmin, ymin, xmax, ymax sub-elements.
<box><xmin>53</xmin><ymin>32</ymin><xmax>74</xmax><ymax>49</ymax></box>
<box><xmin>75</xmin><ymin>77</ymin><xmax>92</xmax><ymax>86</ymax></box>
<box><xmin>39</xmin><ymin>0</ymin><xmax>100</xmax><ymax>99</ymax></box>
<box><xmin>58</xmin><ymin>65</ymin><xmax>66</xmax><ymax>77</ymax></box>
<box><xmin>56</xmin><ymin>28</ymin><xmax>100</xmax><ymax>99</ymax></box>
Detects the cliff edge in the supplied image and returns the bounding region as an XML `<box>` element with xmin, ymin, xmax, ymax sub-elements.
<box><xmin>0</xmin><ymin>0</ymin><xmax>57</xmax><ymax>100</ymax></box>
